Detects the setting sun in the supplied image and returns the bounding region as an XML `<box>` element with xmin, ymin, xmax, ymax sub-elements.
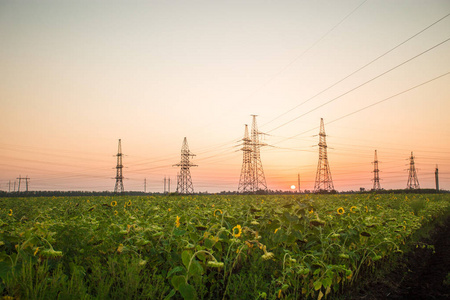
<box><xmin>290</xmin><ymin>185</ymin><xmax>296</xmax><ymax>190</ymax></box>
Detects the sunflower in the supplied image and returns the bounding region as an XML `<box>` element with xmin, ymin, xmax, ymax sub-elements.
<box><xmin>175</xmin><ymin>216</ymin><xmax>180</xmax><ymax>228</ymax></box>
<box><xmin>111</xmin><ymin>201</ymin><xmax>117</xmax><ymax>207</ymax></box>
<box><xmin>214</xmin><ymin>209</ymin><xmax>222</xmax><ymax>217</ymax></box>
<box><xmin>114</xmin><ymin>210</ymin><xmax>118</xmax><ymax>216</ymax></box>
<box><xmin>127</xmin><ymin>200</ymin><xmax>132</xmax><ymax>207</ymax></box>
<box><xmin>350</xmin><ymin>206</ymin><xmax>357</xmax><ymax>213</ymax></box>
<box><xmin>8</xmin><ymin>209</ymin><xmax>13</xmax><ymax>216</ymax></box>
<box><xmin>232</xmin><ymin>224</ymin><xmax>242</xmax><ymax>238</ymax></box>
<box><xmin>337</xmin><ymin>207</ymin><xmax>345</xmax><ymax>215</ymax></box>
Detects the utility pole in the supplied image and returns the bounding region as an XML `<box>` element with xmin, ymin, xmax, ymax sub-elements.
<box><xmin>25</xmin><ymin>176</ymin><xmax>29</xmax><ymax>192</ymax></box>
<box><xmin>114</xmin><ymin>139</ymin><xmax>124</xmax><ymax>193</ymax></box>
<box><xmin>174</xmin><ymin>137</ymin><xmax>197</xmax><ymax>194</ymax></box>
<box><xmin>17</xmin><ymin>176</ymin><xmax>22</xmax><ymax>193</ymax></box>
<box><xmin>406</xmin><ymin>152</ymin><xmax>420</xmax><ymax>189</ymax></box>
<box><xmin>8</xmin><ymin>180</ymin><xmax>11</xmax><ymax>193</ymax></box>
<box><xmin>144</xmin><ymin>178</ymin><xmax>147</xmax><ymax>193</ymax></box>
<box><xmin>164</xmin><ymin>176</ymin><xmax>167</xmax><ymax>193</ymax></box>
<box><xmin>168</xmin><ymin>177</ymin><xmax>171</xmax><ymax>193</ymax></box>
<box><xmin>435</xmin><ymin>165</ymin><xmax>439</xmax><ymax>192</ymax></box>
<box><xmin>372</xmin><ymin>150</ymin><xmax>381</xmax><ymax>190</ymax></box>
<box><xmin>314</xmin><ymin>118</ymin><xmax>334</xmax><ymax>192</ymax></box>
<box><xmin>298</xmin><ymin>173</ymin><xmax>301</xmax><ymax>193</ymax></box>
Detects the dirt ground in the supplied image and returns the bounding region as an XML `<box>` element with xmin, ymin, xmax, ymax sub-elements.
<box><xmin>346</xmin><ymin>216</ymin><xmax>450</xmax><ymax>300</ymax></box>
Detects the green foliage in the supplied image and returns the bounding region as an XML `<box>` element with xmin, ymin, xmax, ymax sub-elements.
<box><xmin>0</xmin><ymin>194</ymin><xmax>449</xmax><ymax>299</ymax></box>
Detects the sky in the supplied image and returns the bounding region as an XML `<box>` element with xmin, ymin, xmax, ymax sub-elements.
<box><xmin>1</xmin><ymin>0</ymin><xmax>449</xmax><ymax>193</ymax></box>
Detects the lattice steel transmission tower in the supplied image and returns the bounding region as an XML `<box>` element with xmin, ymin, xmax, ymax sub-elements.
<box><xmin>174</xmin><ymin>137</ymin><xmax>197</xmax><ymax>194</ymax></box>
<box><xmin>406</xmin><ymin>151</ymin><xmax>420</xmax><ymax>189</ymax></box>
<box><xmin>372</xmin><ymin>150</ymin><xmax>381</xmax><ymax>190</ymax></box>
<box><xmin>238</xmin><ymin>124</ymin><xmax>253</xmax><ymax>192</ymax></box>
<box><xmin>250</xmin><ymin>115</ymin><xmax>268</xmax><ymax>192</ymax></box>
<box><xmin>114</xmin><ymin>139</ymin><xmax>124</xmax><ymax>193</ymax></box>
<box><xmin>314</xmin><ymin>118</ymin><xmax>334</xmax><ymax>192</ymax></box>
<box><xmin>237</xmin><ymin>116</ymin><xmax>268</xmax><ymax>193</ymax></box>
<box><xmin>435</xmin><ymin>165</ymin><xmax>439</xmax><ymax>192</ymax></box>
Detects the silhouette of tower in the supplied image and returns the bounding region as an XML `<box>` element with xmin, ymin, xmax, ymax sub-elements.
<box><xmin>314</xmin><ymin>118</ymin><xmax>334</xmax><ymax>192</ymax></box>
<box><xmin>114</xmin><ymin>139</ymin><xmax>124</xmax><ymax>193</ymax></box>
<box><xmin>406</xmin><ymin>151</ymin><xmax>420</xmax><ymax>189</ymax></box>
<box><xmin>372</xmin><ymin>150</ymin><xmax>381</xmax><ymax>190</ymax></box>
<box><xmin>174</xmin><ymin>137</ymin><xmax>197</xmax><ymax>194</ymax></box>
<box><xmin>238</xmin><ymin>124</ymin><xmax>253</xmax><ymax>192</ymax></box>
<box><xmin>435</xmin><ymin>165</ymin><xmax>439</xmax><ymax>192</ymax></box>
<box><xmin>251</xmin><ymin>115</ymin><xmax>268</xmax><ymax>192</ymax></box>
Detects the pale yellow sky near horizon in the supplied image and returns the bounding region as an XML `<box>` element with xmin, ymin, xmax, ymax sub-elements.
<box><xmin>1</xmin><ymin>0</ymin><xmax>449</xmax><ymax>192</ymax></box>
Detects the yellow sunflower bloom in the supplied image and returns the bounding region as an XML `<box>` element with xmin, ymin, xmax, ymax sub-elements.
<box><xmin>232</xmin><ymin>224</ymin><xmax>242</xmax><ymax>238</ymax></box>
<box><xmin>8</xmin><ymin>209</ymin><xmax>13</xmax><ymax>216</ymax></box>
<box><xmin>175</xmin><ymin>216</ymin><xmax>180</xmax><ymax>228</ymax></box>
<box><xmin>337</xmin><ymin>207</ymin><xmax>345</xmax><ymax>215</ymax></box>
<box><xmin>111</xmin><ymin>201</ymin><xmax>117</xmax><ymax>207</ymax></box>
<box><xmin>350</xmin><ymin>206</ymin><xmax>357</xmax><ymax>213</ymax></box>
<box><xmin>127</xmin><ymin>200</ymin><xmax>132</xmax><ymax>207</ymax></box>
<box><xmin>214</xmin><ymin>209</ymin><xmax>223</xmax><ymax>217</ymax></box>
<box><xmin>114</xmin><ymin>210</ymin><xmax>118</xmax><ymax>215</ymax></box>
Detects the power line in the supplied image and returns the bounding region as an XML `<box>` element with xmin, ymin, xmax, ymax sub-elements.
<box><xmin>272</xmin><ymin>71</ymin><xmax>450</xmax><ymax>144</ymax></box>
<box><xmin>267</xmin><ymin>37</ymin><xmax>450</xmax><ymax>134</ymax></box>
<box><xmin>262</xmin><ymin>12</ymin><xmax>450</xmax><ymax>128</ymax></box>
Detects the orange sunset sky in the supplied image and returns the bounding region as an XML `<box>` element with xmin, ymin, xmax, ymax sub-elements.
<box><xmin>1</xmin><ymin>0</ymin><xmax>449</xmax><ymax>193</ymax></box>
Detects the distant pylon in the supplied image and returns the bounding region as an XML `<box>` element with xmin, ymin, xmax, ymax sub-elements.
<box><xmin>372</xmin><ymin>150</ymin><xmax>381</xmax><ymax>190</ymax></box>
<box><xmin>250</xmin><ymin>115</ymin><xmax>268</xmax><ymax>192</ymax></box>
<box><xmin>114</xmin><ymin>139</ymin><xmax>124</xmax><ymax>193</ymax></box>
<box><xmin>435</xmin><ymin>165</ymin><xmax>439</xmax><ymax>192</ymax></box>
<box><xmin>238</xmin><ymin>124</ymin><xmax>253</xmax><ymax>192</ymax></box>
<box><xmin>406</xmin><ymin>151</ymin><xmax>420</xmax><ymax>189</ymax></box>
<box><xmin>314</xmin><ymin>118</ymin><xmax>334</xmax><ymax>192</ymax></box>
<box><xmin>174</xmin><ymin>137</ymin><xmax>197</xmax><ymax>194</ymax></box>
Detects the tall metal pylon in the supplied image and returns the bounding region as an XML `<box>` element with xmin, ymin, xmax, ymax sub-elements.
<box><xmin>238</xmin><ymin>116</ymin><xmax>268</xmax><ymax>193</ymax></box>
<box><xmin>250</xmin><ymin>115</ymin><xmax>268</xmax><ymax>192</ymax></box>
<box><xmin>435</xmin><ymin>165</ymin><xmax>439</xmax><ymax>192</ymax></box>
<box><xmin>406</xmin><ymin>151</ymin><xmax>420</xmax><ymax>189</ymax></box>
<box><xmin>114</xmin><ymin>139</ymin><xmax>124</xmax><ymax>193</ymax></box>
<box><xmin>372</xmin><ymin>150</ymin><xmax>381</xmax><ymax>190</ymax></box>
<box><xmin>314</xmin><ymin>118</ymin><xmax>334</xmax><ymax>192</ymax></box>
<box><xmin>174</xmin><ymin>137</ymin><xmax>197</xmax><ymax>194</ymax></box>
<box><xmin>238</xmin><ymin>124</ymin><xmax>253</xmax><ymax>192</ymax></box>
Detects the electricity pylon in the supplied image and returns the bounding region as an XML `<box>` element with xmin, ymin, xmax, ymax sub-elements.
<box><xmin>314</xmin><ymin>118</ymin><xmax>334</xmax><ymax>192</ymax></box>
<box><xmin>435</xmin><ymin>165</ymin><xmax>439</xmax><ymax>192</ymax></box>
<box><xmin>238</xmin><ymin>124</ymin><xmax>253</xmax><ymax>192</ymax></box>
<box><xmin>238</xmin><ymin>116</ymin><xmax>268</xmax><ymax>193</ymax></box>
<box><xmin>406</xmin><ymin>151</ymin><xmax>420</xmax><ymax>189</ymax></box>
<box><xmin>174</xmin><ymin>137</ymin><xmax>197</xmax><ymax>194</ymax></box>
<box><xmin>250</xmin><ymin>115</ymin><xmax>267</xmax><ymax>192</ymax></box>
<box><xmin>114</xmin><ymin>139</ymin><xmax>124</xmax><ymax>193</ymax></box>
<box><xmin>372</xmin><ymin>150</ymin><xmax>381</xmax><ymax>190</ymax></box>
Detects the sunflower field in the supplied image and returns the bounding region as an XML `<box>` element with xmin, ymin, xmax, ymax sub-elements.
<box><xmin>0</xmin><ymin>193</ymin><xmax>449</xmax><ymax>299</ymax></box>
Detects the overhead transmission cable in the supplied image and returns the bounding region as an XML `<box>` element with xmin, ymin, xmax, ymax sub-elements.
<box><xmin>262</xmin><ymin>12</ymin><xmax>450</xmax><ymax>128</ymax></box>
<box><xmin>267</xmin><ymin>37</ymin><xmax>450</xmax><ymax>134</ymax></box>
<box><xmin>244</xmin><ymin>0</ymin><xmax>368</xmax><ymax>100</ymax></box>
<box><xmin>273</xmin><ymin>71</ymin><xmax>450</xmax><ymax>145</ymax></box>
